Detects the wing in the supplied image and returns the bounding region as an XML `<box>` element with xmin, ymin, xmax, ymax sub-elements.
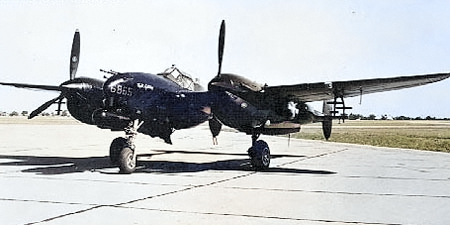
<box><xmin>264</xmin><ymin>72</ymin><xmax>450</xmax><ymax>102</ymax></box>
<box><xmin>0</xmin><ymin>82</ymin><xmax>61</xmax><ymax>91</ymax></box>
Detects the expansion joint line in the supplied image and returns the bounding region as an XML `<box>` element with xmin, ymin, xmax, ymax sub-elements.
<box><xmin>26</xmin><ymin>149</ymin><xmax>349</xmax><ymax>224</ymax></box>
<box><xmin>117</xmin><ymin>171</ymin><xmax>257</xmax><ymax>206</ymax></box>
<box><xmin>28</xmin><ymin>171</ymin><xmax>257</xmax><ymax>224</ymax></box>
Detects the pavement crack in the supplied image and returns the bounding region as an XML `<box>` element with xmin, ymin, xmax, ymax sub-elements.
<box><xmin>107</xmin><ymin>207</ymin><xmax>397</xmax><ymax>225</ymax></box>
<box><xmin>0</xmin><ymin>197</ymin><xmax>99</xmax><ymax>207</ymax></box>
<box><xmin>277</xmin><ymin>148</ymin><xmax>349</xmax><ymax>167</ymax></box>
<box><xmin>344</xmin><ymin>174</ymin><xmax>450</xmax><ymax>182</ymax></box>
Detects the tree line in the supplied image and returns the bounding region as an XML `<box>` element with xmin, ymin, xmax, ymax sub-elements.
<box><xmin>348</xmin><ymin>113</ymin><xmax>450</xmax><ymax>121</ymax></box>
<box><xmin>1</xmin><ymin>110</ymin><xmax>448</xmax><ymax>120</ymax></box>
<box><xmin>0</xmin><ymin>110</ymin><xmax>70</xmax><ymax>117</ymax></box>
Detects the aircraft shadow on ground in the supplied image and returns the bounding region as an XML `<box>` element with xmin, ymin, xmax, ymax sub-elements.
<box><xmin>0</xmin><ymin>150</ymin><xmax>335</xmax><ymax>175</ymax></box>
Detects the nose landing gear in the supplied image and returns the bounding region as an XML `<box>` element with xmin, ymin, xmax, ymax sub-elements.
<box><xmin>109</xmin><ymin>119</ymin><xmax>143</xmax><ymax>174</ymax></box>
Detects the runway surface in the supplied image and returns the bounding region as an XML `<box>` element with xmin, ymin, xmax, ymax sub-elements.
<box><xmin>1</xmin><ymin>119</ymin><xmax>450</xmax><ymax>224</ymax></box>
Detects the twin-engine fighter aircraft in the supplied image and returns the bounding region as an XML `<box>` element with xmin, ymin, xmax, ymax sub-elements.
<box><xmin>1</xmin><ymin>21</ymin><xmax>449</xmax><ymax>173</ymax></box>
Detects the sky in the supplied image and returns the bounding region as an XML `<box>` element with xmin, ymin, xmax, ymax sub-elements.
<box><xmin>1</xmin><ymin>0</ymin><xmax>450</xmax><ymax>118</ymax></box>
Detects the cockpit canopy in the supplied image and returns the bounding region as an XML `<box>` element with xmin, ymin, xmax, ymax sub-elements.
<box><xmin>157</xmin><ymin>65</ymin><xmax>204</xmax><ymax>91</ymax></box>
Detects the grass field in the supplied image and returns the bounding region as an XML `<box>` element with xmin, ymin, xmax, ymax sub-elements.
<box><xmin>293</xmin><ymin>120</ymin><xmax>450</xmax><ymax>153</ymax></box>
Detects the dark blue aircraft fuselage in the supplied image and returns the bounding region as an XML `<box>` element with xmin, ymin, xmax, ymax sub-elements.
<box><xmin>101</xmin><ymin>72</ymin><xmax>212</xmax><ymax>143</ymax></box>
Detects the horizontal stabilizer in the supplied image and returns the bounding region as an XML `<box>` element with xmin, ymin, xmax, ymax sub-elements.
<box><xmin>335</xmin><ymin>106</ymin><xmax>352</xmax><ymax>110</ymax></box>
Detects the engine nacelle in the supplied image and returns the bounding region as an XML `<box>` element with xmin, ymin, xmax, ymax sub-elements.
<box><xmin>208</xmin><ymin>73</ymin><xmax>264</xmax><ymax>93</ymax></box>
<box><xmin>61</xmin><ymin>77</ymin><xmax>105</xmax><ymax>125</ymax></box>
<box><xmin>211</xmin><ymin>91</ymin><xmax>268</xmax><ymax>134</ymax></box>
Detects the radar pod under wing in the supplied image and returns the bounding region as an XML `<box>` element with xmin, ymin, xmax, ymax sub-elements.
<box><xmin>264</xmin><ymin>72</ymin><xmax>450</xmax><ymax>102</ymax></box>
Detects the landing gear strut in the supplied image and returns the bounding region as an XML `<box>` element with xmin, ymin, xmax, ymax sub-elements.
<box><xmin>247</xmin><ymin>133</ymin><xmax>270</xmax><ymax>170</ymax></box>
<box><xmin>109</xmin><ymin>119</ymin><xmax>144</xmax><ymax>174</ymax></box>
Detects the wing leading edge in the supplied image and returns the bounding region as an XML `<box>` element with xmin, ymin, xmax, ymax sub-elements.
<box><xmin>264</xmin><ymin>72</ymin><xmax>450</xmax><ymax>102</ymax></box>
<box><xmin>0</xmin><ymin>82</ymin><xmax>61</xmax><ymax>91</ymax></box>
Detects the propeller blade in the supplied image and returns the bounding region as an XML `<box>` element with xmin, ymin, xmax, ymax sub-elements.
<box><xmin>69</xmin><ymin>29</ymin><xmax>80</xmax><ymax>80</ymax></box>
<box><xmin>209</xmin><ymin>116</ymin><xmax>222</xmax><ymax>145</ymax></box>
<box><xmin>322</xmin><ymin>119</ymin><xmax>332</xmax><ymax>141</ymax></box>
<box><xmin>29</xmin><ymin>94</ymin><xmax>64</xmax><ymax>119</ymax></box>
<box><xmin>322</xmin><ymin>100</ymin><xmax>333</xmax><ymax>140</ymax></box>
<box><xmin>217</xmin><ymin>20</ymin><xmax>226</xmax><ymax>76</ymax></box>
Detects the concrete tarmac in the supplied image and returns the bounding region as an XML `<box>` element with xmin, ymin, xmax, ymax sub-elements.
<box><xmin>1</xmin><ymin>119</ymin><xmax>450</xmax><ymax>224</ymax></box>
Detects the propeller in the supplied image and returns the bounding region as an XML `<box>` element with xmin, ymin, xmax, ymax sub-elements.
<box><xmin>70</xmin><ymin>29</ymin><xmax>80</xmax><ymax>80</ymax></box>
<box><xmin>321</xmin><ymin>100</ymin><xmax>333</xmax><ymax>140</ymax></box>
<box><xmin>28</xmin><ymin>30</ymin><xmax>81</xmax><ymax>119</ymax></box>
<box><xmin>208</xmin><ymin>20</ymin><xmax>226</xmax><ymax>144</ymax></box>
<box><xmin>29</xmin><ymin>94</ymin><xmax>64</xmax><ymax>119</ymax></box>
<box><xmin>217</xmin><ymin>20</ymin><xmax>226</xmax><ymax>76</ymax></box>
<box><xmin>209</xmin><ymin>116</ymin><xmax>222</xmax><ymax>145</ymax></box>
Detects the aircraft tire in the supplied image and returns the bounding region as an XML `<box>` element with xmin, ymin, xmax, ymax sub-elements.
<box><xmin>110</xmin><ymin>137</ymin><xmax>127</xmax><ymax>165</ymax></box>
<box><xmin>118</xmin><ymin>147</ymin><xmax>136</xmax><ymax>174</ymax></box>
<box><xmin>248</xmin><ymin>140</ymin><xmax>270</xmax><ymax>170</ymax></box>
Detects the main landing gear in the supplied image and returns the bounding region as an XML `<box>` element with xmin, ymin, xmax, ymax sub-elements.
<box><xmin>247</xmin><ymin>133</ymin><xmax>271</xmax><ymax>170</ymax></box>
<box><xmin>110</xmin><ymin>119</ymin><xmax>144</xmax><ymax>174</ymax></box>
